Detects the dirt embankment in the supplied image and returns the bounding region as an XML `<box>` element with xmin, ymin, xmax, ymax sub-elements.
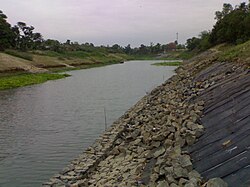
<box><xmin>43</xmin><ymin>48</ymin><xmax>249</xmax><ymax>187</ymax></box>
<box><xmin>0</xmin><ymin>52</ymin><xmax>125</xmax><ymax>75</ymax></box>
<box><xmin>0</xmin><ymin>53</ymin><xmax>47</xmax><ymax>74</ymax></box>
<box><xmin>0</xmin><ymin>52</ymin><xmax>94</xmax><ymax>74</ymax></box>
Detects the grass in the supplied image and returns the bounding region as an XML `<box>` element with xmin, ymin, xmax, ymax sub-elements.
<box><xmin>218</xmin><ymin>40</ymin><xmax>250</xmax><ymax>62</ymax></box>
<box><xmin>0</xmin><ymin>73</ymin><xmax>70</xmax><ymax>90</ymax></box>
<box><xmin>5</xmin><ymin>49</ymin><xmax>33</xmax><ymax>61</ymax></box>
<box><xmin>152</xmin><ymin>61</ymin><xmax>182</xmax><ymax>66</ymax></box>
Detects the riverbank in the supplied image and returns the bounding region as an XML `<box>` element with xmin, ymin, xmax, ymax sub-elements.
<box><xmin>44</xmin><ymin>43</ymin><xmax>249</xmax><ymax>186</ymax></box>
<box><xmin>0</xmin><ymin>50</ymin><xmax>130</xmax><ymax>90</ymax></box>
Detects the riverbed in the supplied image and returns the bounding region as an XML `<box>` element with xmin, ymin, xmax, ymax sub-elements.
<box><xmin>0</xmin><ymin>60</ymin><xmax>176</xmax><ymax>187</ymax></box>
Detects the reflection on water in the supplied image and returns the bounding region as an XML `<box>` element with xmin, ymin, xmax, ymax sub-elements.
<box><xmin>0</xmin><ymin>60</ymin><xmax>176</xmax><ymax>187</ymax></box>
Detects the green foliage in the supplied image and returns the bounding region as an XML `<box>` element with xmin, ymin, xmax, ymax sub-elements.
<box><xmin>210</xmin><ymin>2</ymin><xmax>250</xmax><ymax>45</ymax></box>
<box><xmin>186</xmin><ymin>31</ymin><xmax>212</xmax><ymax>51</ymax></box>
<box><xmin>0</xmin><ymin>10</ymin><xmax>15</xmax><ymax>50</ymax></box>
<box><xmin>186</xmin><ymin>37</ymin><xmax>201</xmax><ymax>51</ymax></box>
<box><xmin>176</xmin><ymin>51</ymin><xmax>195</xmax><ymax>60</ymax></box>
<box><xmin>5</xmin><ymin>49</ymin><xmax>33</xmax><ymax>61</ymax></box>
<box><xmin>152</xmin><ymin>61</ymin><xmax>182</xmax><ymax>66</ymax></box>
<box><xmin>186</xmin><ymin>2</ymin><xmax>250</xmax><ymax>51</ymax></box>
<box><xmin>215</xmin><ymin>3</ymin><xmax>233</xmax><ymax>21</ymax></box>
<box><xmin>0</xmin><ymin>73</ymin><xmax>70</xmax><ymax>90</ymax></box>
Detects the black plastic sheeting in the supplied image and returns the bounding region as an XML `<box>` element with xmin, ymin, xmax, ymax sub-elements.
<box><xmin>189</xmin><ymin>68</ymin><xmax>250</xmax><ymax>187</ymax></box>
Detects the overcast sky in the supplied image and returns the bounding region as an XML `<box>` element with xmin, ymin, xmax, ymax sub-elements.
<box><xmin>0</xmin><ymin>0</ymin><xmax>247</xmax><ymax>47</ymax></box>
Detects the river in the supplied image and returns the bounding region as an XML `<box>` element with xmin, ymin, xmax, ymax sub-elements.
<box><xmin>0</xmin><ymin>60</ymin><xmax>176</xmax><ymax>187</ymax></box>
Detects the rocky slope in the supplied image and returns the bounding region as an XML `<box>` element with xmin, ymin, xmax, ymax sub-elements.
<box><xmin>44</xmin><ymin>48</ymin><xmax>249</xmax><ymax>187</ymax></box>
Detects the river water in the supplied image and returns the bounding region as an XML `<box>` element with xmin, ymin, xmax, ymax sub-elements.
<box><xmin>0</xmin><ymin>60</ymin><xmax>176</xmax><ymax>187</ymax></box>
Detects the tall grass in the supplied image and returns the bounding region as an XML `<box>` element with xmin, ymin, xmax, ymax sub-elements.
<box><xmin>5</xmin><ymin>50</ymin><xmax>33</xmax><ymax>61</ymax></box>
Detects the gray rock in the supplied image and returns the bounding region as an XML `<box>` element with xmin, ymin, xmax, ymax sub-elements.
<box><xmin>164</xmin><ymin>166</ymin><xmax>174</xmax><ymax>175</ymax></box>
<box><xmin>153</xmin><ymin>147</ymin><xmax>166</xmax><ymax>158</ymax></box>
<box><xmin>157</xmin><ymin>180</ymin><xmax>170</xmax><ymax>187</ymax></box>
<box><xmin>152</xmin><ymin>133</ymin><xmax>167</xmax><ymax>141</ymax></box>
<box><xmin>170</xmin><ymin>183</ymin><xmax>179</xmax><ymax>187</ymax></box>
<box><xmin>179</xmin><ymin>155</ymin><xmax>193</xmax><ymax>171</ymax></box>
<box><xmin>206</xmin><ymin>178</ymin><xmax>228</xmax><ymax>187</ymax></box>
<box><xmin>186</xmin><ymin>135</ymin><xmax>196</xmax><ymax>145</ymax></box>
<box><xmin>188</xmin><ymin>170</ymin><xmax>201</xmax><ymax>180</ymax></box>
<box><xmin>131</xmin><ymin>129</ymin><xmax>141</xmax><ymax>139</ymax></box>
<box><xmin>184</xmin><ymin>182</ymin><xmax>197</xmax><ymax>187</ymax></box>
<box><xmin>111</xmin><ymin>147</ymin><xmax>120</xmax><ymax>155</ymax></box>
<box><xmin>173</xmin><ymin>166</ymin><xmax>188</xmax><ymax>178</ymax></box>
<box><xmin>151</xmin><ymin>141</ymin><xmax>161</xmax><ymax>148</ymax></box>
<box><xmin>179</xmin><ymin>178</ymin><xmax>188</xmax><ymax>186</ymax></box>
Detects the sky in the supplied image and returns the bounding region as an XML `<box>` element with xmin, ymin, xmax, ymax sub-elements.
<box><xmin>0</xmin><ymin>0</ymin><xmax>247</xmax><ymax>47</ymax></box>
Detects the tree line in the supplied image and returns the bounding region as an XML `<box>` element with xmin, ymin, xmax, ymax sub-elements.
<box><xmin>0</xmin><ymin>10</ymin><xmax>185</xmax><ymax>55</ymax></box>
<box><xmin>186</xmin><ymin>2</ymin><xmax>250</xmax><ymax>51</ymax></box>
<box><xmin>0</xmin><ymin>11</ymin><xmax>43</xmax><ymax>51</ymax></box>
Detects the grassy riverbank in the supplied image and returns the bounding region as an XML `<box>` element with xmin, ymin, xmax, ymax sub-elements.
<box><xmin>0</xmin><ymin>73</ymin><xmax>70</xmax><ymax>90</ymax></box>
<box><xmin>0</xmin><ymin>50</ymin><xmax>130</xmax><ymax>90</ymax></box>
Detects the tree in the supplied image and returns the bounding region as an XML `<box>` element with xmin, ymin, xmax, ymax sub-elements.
<box><xmin>215</xmin><ymin>3</ymin><xmax>233</xmax><ymax>21</ymax></box>
<box><xmin>14</xmin><ymin>22</ymin><xmax>43</xmax><ymax>50</ymax></box>
<box><xmin>138</xmin><ymin>44</ymin><xmax>149</xmax><ymax>54</ymax></box>
<box><xmin>43</xmin><ymin>39</ymin><xmax>62</xmax><ymax>52</ymax></box>
<box><xmin>0</xmin><ymin>10</ymin><xmax>15</xmax><ymax>50</ymax></box>
<box><xmin>210</xmin><ymin>1</ymin><xmax>250</xmax><ymax>45</ymax></box>
<box><xmin>124</xmin><ymin>44</ymin><xmax>132</xmax><ymax>54</ymax></box>
<box><xmin>186</xmin><ymin>37</ymin><xmax>201</xmax><ymax>51</ymax></box>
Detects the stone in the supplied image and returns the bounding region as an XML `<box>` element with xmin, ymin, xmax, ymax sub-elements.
<box><xmin>157</xmin><ymin>180</ymin><xmax>170</xmax><ymax>187</ymax></box>
<box><xmin>179</xmin><ymin>178</ymin><xmax>188</xmax><ymax>186</ymax></box>
<box><xmin>170</xmin><ymin>183</ymin><xmax>179</xmax><ymax>187</ymax></box>
<box><xmin>153</xmin><ymin>147</ymin><xmax>166</xmax><ymax>158</ymax></box>
<box><xmin>195</xmin><ymin>125</ymin><xmax>204</xmax><ymax>137</ymax></box>
<box><xmin>186</xmin><ymin>135</ymin><xmax>196</xmax><ymax>145</ymax></box>
<box><xmin>156</xmin><ymin>157</ymin><xmax>165</xmax><ymax>166</ymax></box>
<box><xmin>169</xmin><ymin>146</ymin><xmax>181</xmax><ymax>159</ymax></box>
<box><xmin>173</xmin><ymin>166</ymin><xmax>188</xmax><ymax>178</ymax></box>
<box><xmin>152</xmin><ymin>134</ymin><xmax>166</xmax><ymax>141</ymax></box>
<box><xmin>206</xmin><ymin>178</ymin><xmax>228</xmax><ymax>187</ymax></box>
<box><xmin>164</xmin><ymin>166</ymin><xmax>174</xmax><ymax>175</ymax></box>
<box><xmin>165</xmin><ymin>174</ymin><xmax>177</xmax><ymax>184</ymax></box>
<box><xmin>151</xmin><ymin>141</ymin><xmax>161</xmax><ymax>148</ymax></box>
<box><xmin>164</xmin><ymin>139</ymin><xmax>173</xmax><ymax>148</ymax></box>
<box><xmin>179</xmin><ymin>155</ymin><xmax>193</xmax><ymax>171</ymax></box>
<box><xmin>72</xmin><ymin>179</ymin><xmax>88</xmax><ymax>187</ymax></box>
<box><xmin>142</xmin><ymin>132</ymin><xmax>151</xmax><ymax>143</ymax></box>
<box><xmin>53</xmin><ymin>183</ymin><xmax>67</xmax><ymax>187</ymax></box>
<box><xmin>135</xmin><ymin>165</ymin><xmax>143</xmax><ymax>174</ymax></box>
<box><xmin>131</xmin><ymin>129</ymin><xmax>141</xmax><ymax>139</ymax></box>
<box><xmin>111</xmin><ymin>147</ymin><xmax>120</xmax><ymax>155</ymax></box>
<box><xmin>184</xmin><ymin>182</ymin><xmax>197</xmax><ymax>187</ymax></box>
<box><xmin>150</xmin><ymin>173</ymin><xmax>159</xmax><ymax>183</ymax></box>
<box><xmin>188</xmin><ymin>170</ymin><xmax>201</xmax><ymax>180</ymax></box>
<box><xmin>133</xmin><ymin>138</ymin><xmax>141</xmax><ymax>145</ymax></box>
